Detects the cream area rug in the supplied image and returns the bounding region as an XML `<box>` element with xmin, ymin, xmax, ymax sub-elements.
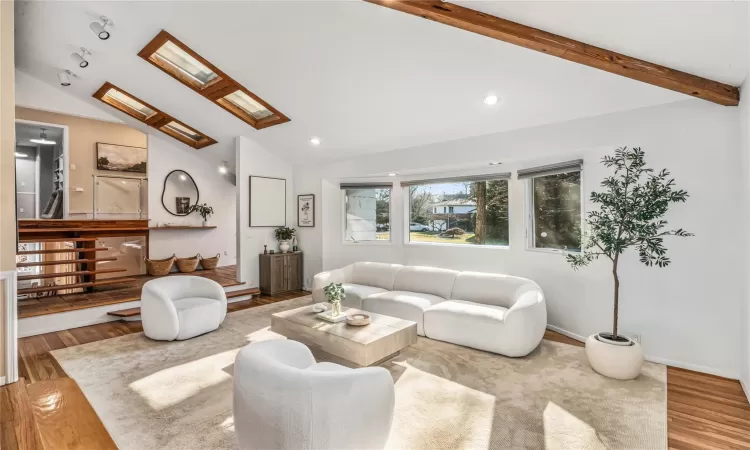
<box><xmin>51</xmin><ymin>296</ymin><xmax>667</xmax><ymax>449</ymax></box>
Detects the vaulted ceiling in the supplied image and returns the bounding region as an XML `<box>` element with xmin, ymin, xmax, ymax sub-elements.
<box><xmin>14</xmin><ymin>1</ymin><xmax>748</xmax><ymax>166</ymax></box>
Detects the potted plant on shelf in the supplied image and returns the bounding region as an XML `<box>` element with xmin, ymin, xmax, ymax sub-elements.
<box><xmin>189</xmin><ymin>203</ymin><xmax>214</xmax><ymax>227</ymax></box>
<box><xmin>274</xmin><ymin>226</ymin><xmax>296</xmax><ymax>253</ymax></box>
<box><xmin>567</xmin><ymin>147</ymin><xmax>692</xmax><ymax>380</ymax></box>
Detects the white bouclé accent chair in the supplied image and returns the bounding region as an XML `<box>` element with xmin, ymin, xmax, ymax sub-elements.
<box><xmin>141</xmin><ymin>276</ymin><xmax>227</xmax><ymax>341</ymax></box>
<box><xmin>313</xmin><ymin>263</ymin><xmax>547</xmax><ymax>357</ymax></box>
<box><xmin>233</xmin><ymin>339</ymin><xmax>395</xmax><ymax>450</ymax></box>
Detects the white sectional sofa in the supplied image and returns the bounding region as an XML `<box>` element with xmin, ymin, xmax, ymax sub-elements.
<box><xmin>312</xmin><ymin>262</ymin><xmax>547</xmax><ymax>357</ymax></box>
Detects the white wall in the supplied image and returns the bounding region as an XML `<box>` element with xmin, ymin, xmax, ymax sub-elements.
<box><xmin>236</xmin><ymin>136</ymin><xmax>295</xmax><ymax>287</ymax></box>
<box><xmin>148</xmin><ymin>134</ymin><xmax>236</xmax><ymax>266</ymax></box>
<box><xmin>296</xmin><ymin>99</ymin><xmax>745</xmax><ymax>378</ymax></box>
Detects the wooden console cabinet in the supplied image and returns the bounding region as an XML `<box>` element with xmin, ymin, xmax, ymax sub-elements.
<box><xmin>259</xmin><ymin>252</ymin><xmax>303</xmax><ymax>295</ymax></box>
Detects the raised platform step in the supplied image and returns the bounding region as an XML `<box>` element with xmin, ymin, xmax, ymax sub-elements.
<box><xmin>107</xmin><ymin>287</ymin><xmax>261</xmax><ymax>317</ymax></box>
<box><xmin>26</xmin><ymin>378</ymin><xmax>117</xmax><ymax>450</ymax></box>
<box><xmin>18</xmin><ymin>278</ymin><xmax>137</xmax><ymax>295</ymax></box>
<box><xmin>17</xmin><ymin>247</ymin><xmax>109</xmax><ymax>255</ymax></box>
<box><xmin>18</xmin><ymin>268</ymin><xmax>127</xmax><ymax>281</ymax></box>
<box><xmin>17</xmin><ymin>257</ymin><xmax>117</xmax><ymax>268</ymax></box>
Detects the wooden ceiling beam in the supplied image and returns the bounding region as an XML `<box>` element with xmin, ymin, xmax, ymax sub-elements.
<box><xmin>365</xmin><ymin>0</ymin><xmax>739</xmax><ymax>106</ymax></box>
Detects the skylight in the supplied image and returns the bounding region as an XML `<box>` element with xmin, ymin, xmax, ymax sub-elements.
<box><xmin>138</xmin><ymin>30</ymin><xmax>289</xmax><ymax>130</ymax></box>
<box><xmin>93</xmin><ymin>82</ymin><xmax>216</xmax><ymax>150</ymax></box>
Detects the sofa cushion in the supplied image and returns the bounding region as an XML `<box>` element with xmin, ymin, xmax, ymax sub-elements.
<box><xmin>423</xmin><ymin>300</ymin><xmax>510</xmax><ymax>354</ymax></box>
<box><xmin>362</xmin><ymin>291</ymin><xmax>444</xmax><ymax>336</ymax></box>
<box><xmin>450</xmin><ymin>272</ymin><xmax>534</xmax><ymax>308</ymax></box>
<box><xmin>350</xmin><ymin>262</ymin><xmax>403</xmax><ymax>290</ymax></box>
<box><xmin>392</xmin><ymin>266</ymin><xmax>458</xmax><ymax>299</ymax></box>
<box><xmin>172</xmin><ymin>297</ymin><xmax>223</xmax><ymax>340</ymax></box>
<box><xmin>341</xmin><ymin>283</ymin><xmax>387</xmax><ymax>309</ymax></box>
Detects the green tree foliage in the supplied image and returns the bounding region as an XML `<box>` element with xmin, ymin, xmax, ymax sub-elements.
<box><xmin>409</xmin><ymin>186</ymin><xmax>433</xmax><ymax>224</ymax></box>
<box><xmin>533</xmin><ymin>172</ymin><xmax>581</xmax><ymax>250</ymax></box>
<box><xmin>567</xmin><ymin>147</ymin><xmax>693</xmax><ymax>338</ymax></box>
<box><xmin>469</xmin><ymin>180</ymin><xmax>509</xmax><ymax>244</ymax></box>
<box><xmin>375</xmin><ymin>188</ymin><xmax>391</xmax><ymax>228</ymax></box>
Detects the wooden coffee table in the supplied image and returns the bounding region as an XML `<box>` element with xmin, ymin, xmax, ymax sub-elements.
<box><xmin>271</xmin><ymin>305</ymin><xmax>418</xmax><ymax>367</ymax></box>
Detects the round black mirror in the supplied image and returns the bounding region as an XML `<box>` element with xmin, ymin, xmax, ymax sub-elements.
<box><xmin>161</xmin><ymin>170</ymin><xmax>199</xmax><ymax>216</ymax></box>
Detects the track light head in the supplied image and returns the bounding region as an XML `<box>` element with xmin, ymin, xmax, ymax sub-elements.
<box><xmin>90</xmin><ymin>16</ymin><xmax>112</xmax><ymax>40</ymax></box>
<box><xmin>57</xmin><ymin>70</ymin><xmax>77</xmax><ymax>87</ymax></box>
<box><xmin>70</xmin><ymin>48</ymin><xmax>91</xmax><ymax>68</ymax></box>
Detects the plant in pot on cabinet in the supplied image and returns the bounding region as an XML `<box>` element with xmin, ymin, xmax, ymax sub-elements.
<box><xmin>274</xmin><ymin>226</ymin><xmax>296</xmax><ymax>253</ymax></box>
<box><xmin>567</xmin><ymin>147</ymin><xmax>692</xmax><ymax>380</ymax></box>
<box><xmin>190</xmin><ymin>203</ymin><xmax>214</xmax><ymax>227</ymax></box>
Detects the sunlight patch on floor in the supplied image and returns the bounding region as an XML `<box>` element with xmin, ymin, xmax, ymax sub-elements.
<box><xmin>129</xmin><ymin>349</ymin><xmax>239</xmax><ymax>410</ymax></box>
<box><xmin>543</xmin><ymin>402</ymin><xmax>605</xmax><ymax>450</ymax></box>
<box><xmin>385</xmin><ymin>362</ymin><xmax>495</xmax><ymax>449</ymax></box>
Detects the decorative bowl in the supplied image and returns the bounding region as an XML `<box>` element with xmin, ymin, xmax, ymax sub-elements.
<box><xmin>346</xmin><ymin>313</ymin><xmax>371</xmax><ymax>326</ymax></box>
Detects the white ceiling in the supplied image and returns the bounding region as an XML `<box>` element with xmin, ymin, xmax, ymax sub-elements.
<box><xmin>15</xmin><ymin>121</ymin><xmax>64</xmax><ymax>146</ymax></box>
<box><xmin>14</xmin><ymin>1</ymin><xmax>748</xmax><ymax>165</ymax></box>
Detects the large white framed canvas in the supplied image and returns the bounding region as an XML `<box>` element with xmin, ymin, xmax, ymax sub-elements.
<box><xmin>249</xmin><ymin>176</ymin><xmax>286</xmax><ymax>227</ymax></box>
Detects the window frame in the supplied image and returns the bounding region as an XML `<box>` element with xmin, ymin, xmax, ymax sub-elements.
<box><xmin>524</xmin><ymin>168</ymin><xmax>584</xmax><ymax>254</ymax></box>
<box><xmin>92</xmin><ymin>82</ymin><xmax>217</xmax><ymax>149</ymax></box>
<box><xmin>341</xmin><ymin>186</ymin><xmax>392</xmax><ymax>246</ymax></box>
<box><xmin>403</xmin><ymin>177</ymin><xmax>511</xmax><ymax>250</ymax></box>
<box><xmin>138</xmin><ymin>30</ymin><xmax>290</xmax><ymax>131</ymax></box>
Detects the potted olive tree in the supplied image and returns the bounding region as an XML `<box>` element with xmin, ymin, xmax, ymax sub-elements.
<box><xmin>567</xmin><ymin>147</ymin><xmax>692</xmax><ymax>380</ymax></box>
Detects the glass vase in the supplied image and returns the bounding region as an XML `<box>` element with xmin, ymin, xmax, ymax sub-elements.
<box><xmin>332</xmin><ymin>301</ymin><xmax>342</xmax><ymax>317</ymax></box>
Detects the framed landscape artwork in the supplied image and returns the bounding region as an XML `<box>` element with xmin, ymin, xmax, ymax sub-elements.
<box><xmin>298</xmin><ymin>194</ymin><xmax>315</xmax><ymax>227</ymax></box>
<box><xmin>97</xmin><ymin>142</ymin><xmax>147</xmax><ymax>173</ymax></box>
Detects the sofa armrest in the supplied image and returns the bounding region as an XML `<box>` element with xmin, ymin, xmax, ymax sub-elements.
<box><xmin>502</xmin><ymin>288</ymin><xmax>547</xmax><ymax>356</ymax></box>
<box><xmin>312</xmin><ymin>266</ymin><xmax>351</xmax><ymax>303</ymax></box>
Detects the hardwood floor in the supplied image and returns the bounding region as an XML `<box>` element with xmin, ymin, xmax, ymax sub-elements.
<box><xmin>18</xmin><ymin>265</ymin><xmax>243</xmax><ymax>319</ymax></box>
<box><xmin>3</xmin><ymin>295</ymin><xmax>748</xmax><ymax>450</ymax></box>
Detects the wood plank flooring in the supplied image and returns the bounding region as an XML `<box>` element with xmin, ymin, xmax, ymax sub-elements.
<box><xmin>18</xmin><ymin>265</ymin><xmax>243</xmax><ymax>319</ymax></box>
<box><xmin>2</xmin><ymin>294</ymin><xmax>748</xmax><ymax>450</ymax></box>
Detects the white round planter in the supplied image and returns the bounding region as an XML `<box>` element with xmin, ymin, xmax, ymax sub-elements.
<box><xmin>279</xmin><ymin>241</ymin><xmax>290</xmax><ymax>253</ymax></box>
<box><xmin>585</xmin><ymin>333</ymin><xmax>644</xmax><ymax>380</ymax></box>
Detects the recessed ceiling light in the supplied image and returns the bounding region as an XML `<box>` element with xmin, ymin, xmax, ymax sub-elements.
<box><xmin>484</xmin><ymin>95</ymin><xmax>499</xmax><ymax>105</ymax></box>
<box><xmin>489</xmin><ymin>162</ymin><xmax>502</xmax><ymax>166</ymax></box>
<box><xmin>388</xmin><ymin>173</ymin><xmax>397</xmax><ymax>177</ymax></box>
<box><xmin>309</xmin><ymin>136</ymin><xmax>321</xmax><ymax>147</ymax></box>
<box><xmin>14</xmin><ymin>152</ymin><xmax>27</xmax><ymax>158</ymax></box>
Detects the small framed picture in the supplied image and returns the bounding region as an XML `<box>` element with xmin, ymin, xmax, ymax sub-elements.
<box><xmin>175</xmin><ymin>197</ymin><xmax>191</xmax><ymax>215</ymax></box>
<box><xmin>298</xmin><ymin>194</ymin><xmax>315</xmax><ymax>227</ymax></box>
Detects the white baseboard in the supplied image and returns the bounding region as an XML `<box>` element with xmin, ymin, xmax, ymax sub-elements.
<box><xmin>0</xmin><ymin>376</ymin><xmax>6</xmax><ymax>386</ymax></box>
<box><xmin>741</xmin><ymin>378</ymin><xmax>750</xmax><ymax>402</ymax></box>
<box><xmin>19</xmin><ymin>301</ymin><xmax>141</xmax><ymax>337</ymax></box>
<box><xmin>546</xmin><ymin>324</ymin><xmax>739</xmax><ymax>380</ymax></box>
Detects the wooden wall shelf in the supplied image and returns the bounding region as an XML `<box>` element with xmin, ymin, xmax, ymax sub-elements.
<box><xmin>148</xmin><ymin>226</ymin><xmax>217</xmax><ymax>230</ymax></box>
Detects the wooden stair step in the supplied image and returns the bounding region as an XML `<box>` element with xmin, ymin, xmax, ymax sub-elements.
<box><xmin>227</xmin><ymin>288</ymin><xmax>261</xmax><ymax>298</ymax></box>
<box><xmin>18</xmin><ymin>278</ymin><xmax>137</xmax><ymax>295</ymax></box>
<box><xmin>17</xmin><ymin>257</ymin><xmax>117</xmax><ymax>268</ymax></box>
<box><xmin>26</xmin><ymin>378</ymin><xmax>118</xmax><ymax>450</ymax></box>
<box><xmin>17</xmin><ymin>247</ymin><xmax>109</xmax><ymax>255</ymax></box>
<box><xmin>17</xmin><ymin>268</ymin><xmax>127</xmax><ymax>281</ymax></box>
<box><xmin>19</xmin><ymin>237</ymin><xmax>97</xmax><ymax>243</ymax></box>
<box><xmin>108</xmin><ymin>287</ymin><xmax>260</xmax><ymax>317</ymax></box>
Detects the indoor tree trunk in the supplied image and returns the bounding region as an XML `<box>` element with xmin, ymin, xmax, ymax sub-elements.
<box><xmin>612</xmin><ymin>256</ymin><xmax>620</xmax><ymax>338</ymax></box>
<box><xmin>475</xmin><ymin>181</ymin><xmax>487</xmax><ymax>244</ymax></box>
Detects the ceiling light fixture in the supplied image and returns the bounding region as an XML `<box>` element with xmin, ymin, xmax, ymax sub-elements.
<box><xmin>57</xmin><ymin>70</ymin><xmax>76</xmax><ymax>87</ymax></box>
<box><xmin>90</xmin><ymin>16</ymin><xmax>113</xmax><ymax>40</ymax></box>
<box><xmin>484</xmin><ymin>94</ymin><xmax>499</xmax><ymax>105</ymax></box>
<box><xmin>70</xmin><ymin>48</ymin><xmax>91</xmax><ymax>68</ymax></box>
<box><xmin>489</xmin><ymin>162</ymin><xmax>502</xmax><ymax>166</ymax></box>
<box><xmin>309</xmin><ymin>136</ymin><xmax>321</xmax><ymax>147</ymax></box>
<box><xmin>30</xmin><ymin>128</ymin><xmax>56</xmax><ymax>145</ymax></box>
<box><xmin>388</xmin><ymin>173</ymin><xmax>397</xmax><ymax>177</ymax></box>
<box><xmin>218</xmin><ymin>161</ymin><xmax>229</xmax><ymax>174</ymax></box>
<box><xmin>14</xmin><ymin>152</ymin><xmax>27</xmax><ymax>158</ymax></box>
